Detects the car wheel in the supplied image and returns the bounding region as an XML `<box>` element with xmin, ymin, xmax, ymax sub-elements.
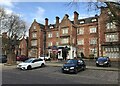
<box><xmin>41</xmin><ymin>63</ymin><xmax>44</xmax><ymax>67</ymax></box>
<box><xmin>96</xmin><ymin>64</ymin><xmax>99</xmax><ymax>67</ymax></box>
<box><xmin>62</xmin><ymin>70</ymin><xmax>65</xmax><ymax>73</ymax></box>
<box><xmin>27</xmin><ymin>65</ymin><xmax>32</xmax><ymax>70</ymax></box>
<box><xmin>82</xmin><ymin>66</ymin><xmax>86</xmax><ymax>71</ymax></box>
<box><xmin>108</xmin><ymin>64</ymin><xmax>111</xmax><ymax>67</ymax></box>
<box><xmin>74</xmin><ymin>69</ymin><xmax>78</xmax><ymax>74</ymax></box>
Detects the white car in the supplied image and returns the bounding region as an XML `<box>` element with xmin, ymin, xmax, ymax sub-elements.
<box><xmin>17</xmin><ymin>58</ymin><xmax>45</xmax><ymax>70</ymax></box>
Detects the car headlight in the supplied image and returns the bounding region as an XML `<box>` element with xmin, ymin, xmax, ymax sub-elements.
<box><xmin>96</xmin><ymin>61</ymin><xmax>98</xmax><ymax>63</ymax></box>
<box><xmin>104</xmin><ymin>61</ymin><xmax>108</xmax><ymax>64</ymax></box>
<box><xmin>70</xmin><ymin>67</ymin><xmax>74</xmax><ymax>69</ymax></box>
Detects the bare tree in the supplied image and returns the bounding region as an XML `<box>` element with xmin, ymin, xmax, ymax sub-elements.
<box><xmin>67</xmin><ymin>0</ymin><xmax>120</xmax><ymax>26</ymax></box>
<box><xmin>0</xmin><ymin>7</ymin><xmax>26</xmax><ymax>65</ymax></box>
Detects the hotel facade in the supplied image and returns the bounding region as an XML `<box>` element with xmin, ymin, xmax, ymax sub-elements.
<box><xmin>28</xmin><ymin>8</ymin><xmax>120</xmax><ymax>61</ymax></box>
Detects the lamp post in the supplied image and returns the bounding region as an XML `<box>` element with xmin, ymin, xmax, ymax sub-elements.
<box><xmin>43</xmin><ymin>29</ymin><xmax>46</xmax><ymax>60</ymax></box>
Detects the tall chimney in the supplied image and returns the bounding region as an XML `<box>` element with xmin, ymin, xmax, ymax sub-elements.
<box><xmin>74</xmin><ymin>11</ymin><xmax>79</xmax><ymax>24</ymax></box>
<box><xmin>56</xmin><ymin>16</ymin><xmax>59</xmax><ymax>27</ymax></box>
<box><xmin>34</xmin><ymin>19</ymin><xmax>36</xmax><ymax>22</ymax></box>
<box><xmin>64</xmin><ymin>14</ymin><xmax>69</xmax><ymax>19</ymax></box>
<box><xmin>45</xmin><ymin>18</ymin><xmax>48</xmax><ymax>29</ymax></box>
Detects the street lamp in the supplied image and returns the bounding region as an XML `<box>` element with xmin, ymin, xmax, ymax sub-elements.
<box><xmin>43</xmin><ymin>30</ymin><xmax>46</xmax><ymax>60</ymax></box>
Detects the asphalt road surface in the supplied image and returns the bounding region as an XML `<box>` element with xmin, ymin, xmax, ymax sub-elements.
<box><xmin>2</xmin><ymin>66</ymin><xmax>119</xmax><ymax>85</ymax></box>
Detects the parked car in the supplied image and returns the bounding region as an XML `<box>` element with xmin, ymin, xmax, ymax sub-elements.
<box><xmin>17</xmin><ymin>58</ymin><xmax>45</xmax><ymax>70</ymax></box>
<box><xmin>0</xmin><ymin>55</ymin><xmax>7</xmax><ymax>63</ymax></box>
<box><xmin>96</xmin><ymin>56</ymin><xmax>111</xmax><ymax>67</ymax></box>
<box><xmin>16</xmin><ymin>55</ymin><xmax>29</xmax><ymax>61</ymax></box>
<box><xmin>38</xmin><ymin>55</ymin><xmax>51</xmax><ymax>61</ymax></box>
<box><xmin>61</xmin><ymin>59</ymin><xmax>86</xmax><ymax>74</ymax></box>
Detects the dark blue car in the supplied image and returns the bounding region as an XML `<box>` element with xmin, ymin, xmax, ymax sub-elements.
<box><xmin>62</xmin><ymin>59</ymin><xmax>86</xmax><ymax>74</ymax></box>
<box><xmin>96</xmin><ymin>57</ymin><xmax>111</xmax><ymax>67</ymax></box>
<box><xmin>0</xmin><ymin>55</ymin><xmax>7</xmax><ymax>63</ymax></box>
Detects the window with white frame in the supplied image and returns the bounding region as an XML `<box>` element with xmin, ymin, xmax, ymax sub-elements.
<box><xmin>48</xmin><ymin>42</ymin><xmax>52</xmax><ymax>46</ymax></box>
<box><xmin>80</xmin><ymin>21</ymin><xmax>85</xmax><ymax>24</ymax></box>
<box><xmin>61</xmin><ymin>38</ymin><xmax>69</xmax><ymax>44</ymax></box>
<box><xmin>105</xmin><ymin>33</ymin><xmax>119</xmax><ymax>42</ymax></box>
<box><xmin>31</xmin><ymin>40</ymin><xmax>37</xmax><ymax>46</ymax></box>
<box><xmin>79</xmin><ymin>48</ymin><xmax>84</xmax><ymax>53</ymax></box>
<box><xmin>106</xmin><ymin>22</ymin><xmax>116</xmax><ymax>29</ymax></box>
<box><xmin>32</xmin><ymin>33</ymin><xmax>37</xmax><ymax>38</ymax></box>
<box><xmin>105</xmin><ymin>48</ymin><xmax>120</xmax><ymax>58</ymax></box>
<box><xmin>62</xmin><ymin>28</ymin><xmax>68</xmax><ymax>34</ymax></box>
<box><xmin>105</xmin><ymin>47</ymin><xmax>119</xmax><ymax>52</ymax></box>
<box><xmin>77</xmin><ymin>27</ymin><xmax>84</xmax><ymax>35</ymax></box>
<box><xmin>90</xmin><ymin>27</ymin><xmax>97</xmax><ymax>33</ymax></box>
<box><xmin>56</xmin><ymin>32</ymin><xmax>59</xmax><ymax>37</ymax></box>
<box><xmin>91</xmin><ymin>18</ymin><xmax>97</xmax><ymax>22</ymax></box>
<box><xmin>48</xmin><ymin>32</ymin><xmax>52</xmax><ymax>38</ymax></box>
<box><xmin>90</xmin><ymin>48</ymin><xmax>97</xmax><ymax>54</ymax></box>
<box><xmin>56</xmin><ymin>42</ymin><xmax>59</xmax><ymax>46</ymax></box>
<box><xmin>50</xmin><ymin>25</ymin><xmax>54</xmax><ymax>29</ymax></box>
<box><xmin>89</xmin><ymin>38</ymin><xmax>97</xmax><ymax>45</ymax></box>
<box><xmin>77</xmin><ymin>39</ymin><xmax>84</xmax><ymax>45</ymax></box>
<box><xmin>31</xmin><ymin>49</ymin><xmax>37</xmax><ymax>55</ymax></box>
<box><xmin>90</xmin><ymin>48</ymin><xmax>97</xmax><ymax>57</ymax></box>
<box><xmin>33</xmin><ymin>26</ymin><xmax>36</xmax><ymax>29</ymax></box>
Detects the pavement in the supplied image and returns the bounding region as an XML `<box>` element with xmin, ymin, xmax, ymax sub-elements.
<box><xmin>1</xmin><ymin>59</ymin><xmax>120</xmax><ymax>71</ymax></box>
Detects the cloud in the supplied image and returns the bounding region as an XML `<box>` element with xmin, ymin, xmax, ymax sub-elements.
<box><xmin>0</xmin><ymin>0</ymin><xmax>16</xmax><ymax>15</ymax></box>
<box><xmin>0</xmin><ymin>0</ymin><xmax>14</xmax><ymax>8</ymax></box>
<box><xmin>33</xmin><ymin>7</ymin><xmax>45</xmax><ymax>24</ymax></box>
<box><xmin>5</xmin><ymin>8</ymin><xmax>13</xmax><ymax>14</ymax></box>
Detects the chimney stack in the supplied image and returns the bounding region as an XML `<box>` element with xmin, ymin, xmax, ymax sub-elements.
<box><xmin>34</xmin><ymin>19</ymin><xmax>36</xmax><ymax>22</ymax></box>
<box><xmin>45</xmin><ymin>18</ymin><xmax>48</xmax><ymax>29</ymax></box>
<box><xmin>74</xmin><ymin>11</ymin><xmax>79</xmax><ymax>24</ymax></box>
<box><xmin>56</xmin><ymin>16</ymin><xmax>59</xmax><ymax>27</ymax></box>
<box><xmin>64</xmin><ymin>14</ymin><xmax>69</xmax><ymax>19</ymax></box>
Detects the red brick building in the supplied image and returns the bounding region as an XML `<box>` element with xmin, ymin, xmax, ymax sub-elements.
<box><xmin>99</xmin><ymin>7</ymin><xmax>120</xmax><ymax>61</ymax></box>
<box><xmin>28</xmin><ymin>19</ymin><xmax>44</xmax><ymax>58</ymax></box>
<box><xmin>77</xmin><ymin>15</ymin><xmax>98</xmax><ymax>58</ymax></box>
<box><xmin>28</xmin><ymin>9</ymin><xmax>120</xmax><ymax>61</ymax></box>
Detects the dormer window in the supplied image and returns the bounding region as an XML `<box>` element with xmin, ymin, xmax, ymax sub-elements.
<box><xmin>92</xmin><ymin>18</ymin><xmax>97</xmax><ymax>22</ymax></box>
<box><xmin>80</xmin><ymin>21</ymin><xmax>85</xmax><ymax>24</ymax></box>
<box><xmin>50</xmin><ymin>25</ymin><xmax>54</xmax><ymax>29</ymax></box>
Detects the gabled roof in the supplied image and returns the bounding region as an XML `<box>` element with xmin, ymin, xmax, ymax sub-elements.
<box><xmin>38</xmin><ymin>23</ymin><xmax>45</xmax><ymax>29</ymax></box>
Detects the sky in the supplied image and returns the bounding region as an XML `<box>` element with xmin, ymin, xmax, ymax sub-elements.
<box><xmin>0</xmin><ymin>0</ymin><xmax>101</xmax><ymax>35</ymax></box>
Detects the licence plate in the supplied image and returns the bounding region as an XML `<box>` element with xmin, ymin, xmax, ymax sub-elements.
<box><xmin>99</xmin><ymin>64</ymin><xmax>103</xmax><ymax>65</ymax></box>
<box><xmin>64</xmin><ymin>69</ymin><xmax>69</xmax><ymax>71</ymax></box>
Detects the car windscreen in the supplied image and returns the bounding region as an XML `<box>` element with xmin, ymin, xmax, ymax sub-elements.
<box><xmin>67</xmin><ymin>60</ymin><xmax>77</xmax><ymax>64</ymax></box>
<box><xmin>24</xmin><ymin>59</ymin><xmax>33</xmax><ymax>63</ymax></box>
<box><xmin>97</xmin><ymin>57</ymin><xmax>108</xmax><ymax>62</ymax></box>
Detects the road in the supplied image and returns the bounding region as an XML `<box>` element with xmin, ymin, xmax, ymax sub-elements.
<box><xmin>2</xmin><ymin>65</ymin><xmax>119</xmax><ymax>85</ymax></box>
